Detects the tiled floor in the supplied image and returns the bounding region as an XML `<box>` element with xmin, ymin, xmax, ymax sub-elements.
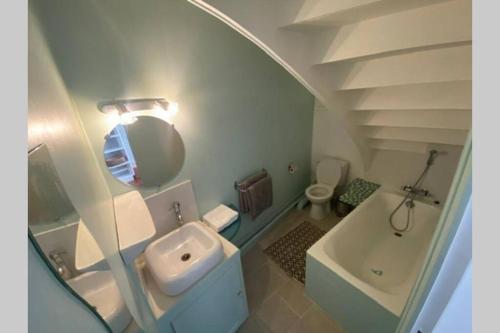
<box><xmin>238</xmin><ymin>206</ymin><xmax>345</xmax><ymax>333</ymax></box>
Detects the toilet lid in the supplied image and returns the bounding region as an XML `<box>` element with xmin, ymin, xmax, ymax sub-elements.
<box><xmin>317</xmin><ymin>159</ymin><xmax>342</xmax><ymax>186</ymax></box>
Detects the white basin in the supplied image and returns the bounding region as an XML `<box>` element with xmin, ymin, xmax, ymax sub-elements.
<box><xmin>144</xmin><ymin>221</ymin><xmax>224</xmax><ymax>296</ymax></box>
<box><xmin>67</xmin><ymin>271</ymin><xmax>132</xmax><ymax>333</ymax></box>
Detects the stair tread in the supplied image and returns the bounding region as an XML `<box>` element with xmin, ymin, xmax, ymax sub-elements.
<box><xmin>344</xmin><ymin>81</ymin><xmax>472</xmax><ymax>110</ymax></box>
<box><xmin>197</xmin><ymin>0</ymin><xmax>471</xmax><ymax>158</ymax></box>
<box><xmin>357</xmin><ymin>109</ymin><xmax>471</xmax><ymax>130</ymax></box>
<box><xmin>319</xmin><ymin>44</ymin><xmax>471</xmax><ymax>90</ymax></box>
<box><xmin>370</xmin><ymin>139</ymin><xmax>429</xmax><ymax>153</ymax></box>
<box><xmin>363</xmin><ymin>126</ymin><xmax>468</xmax><ymax>145</ymax></box>
<box><xmin>282</xmin><ymin>0</ymin><xmax>453</xmax><ymax>28</ymax></box>
<box><xmin>314</xmin><ymin>0</ymin><xmax>471</xmax><ymax>64</ymax></box>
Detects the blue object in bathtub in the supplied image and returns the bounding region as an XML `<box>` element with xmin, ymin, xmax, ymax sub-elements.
<box><xmin>339</xmin><ymin>178</ymin><xmax>380</xmax><ymax>207</ymax></box>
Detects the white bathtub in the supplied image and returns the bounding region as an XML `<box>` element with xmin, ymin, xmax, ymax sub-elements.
<box><xmin>306</xmin><ymin>189</ymin><xmax>441</xmax><ymax>333</ymax></box>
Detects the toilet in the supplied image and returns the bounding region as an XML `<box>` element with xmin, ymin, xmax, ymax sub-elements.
<box><xmin>306</xmin><ymin>157</ymin><xmax>349</xmax><ymax>220</ymax></box>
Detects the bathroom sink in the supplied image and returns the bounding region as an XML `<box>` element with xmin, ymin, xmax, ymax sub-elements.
<box><xmin>67</xmin><ymin>271</ymin><xmax>132</xmax><ymax>333</ymax></box>
<box><xmin>144</xmin><ymin>221</ymin><xmax>224</xmax><ymax>296</ymax></box>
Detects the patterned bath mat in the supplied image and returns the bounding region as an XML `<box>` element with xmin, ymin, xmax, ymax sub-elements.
<box><xmin>264</xmin><ymin>221</ymin><xmax>326</xmax><ymax>284</ymax></box>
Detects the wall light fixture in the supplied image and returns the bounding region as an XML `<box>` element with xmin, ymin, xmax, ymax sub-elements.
<box><xmin>98</xmin><ymin>98</ymin><xmax>179</xmax><ymax>125</ymax></box>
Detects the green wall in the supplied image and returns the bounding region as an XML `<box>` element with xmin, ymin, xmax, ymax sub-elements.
<box><xmin>32</xmin><ymin>0</ymin><xmax>314</xmax><ymax>245</ymax></box>
<box><xmin>29</xmin><ymin>9</ymin><xmax>158</xmax><ymax>331</ymax></box>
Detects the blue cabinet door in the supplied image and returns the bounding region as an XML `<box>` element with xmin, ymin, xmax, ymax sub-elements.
<box><xmin>171</xmin><ymin>264</ymin><xmax>248</xmax><ymax>333</ymax></box>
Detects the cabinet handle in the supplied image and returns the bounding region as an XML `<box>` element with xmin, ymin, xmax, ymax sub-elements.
<box><xmin>237</xmin><ymin>290</ymin><xmax>242</xmax><ymax>296</ymax></box>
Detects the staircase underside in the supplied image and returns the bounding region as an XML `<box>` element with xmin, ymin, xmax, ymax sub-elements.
<box><xmin>189</xmin><ymin>0</ymin><xmax>471</xmax><ymax>171</ymax></box>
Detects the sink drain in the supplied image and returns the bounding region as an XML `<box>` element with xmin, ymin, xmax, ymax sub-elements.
<box><xmin>181</xmin><ymin>253</ymin><xmax>191</xmax><ymax>261</ymax></box>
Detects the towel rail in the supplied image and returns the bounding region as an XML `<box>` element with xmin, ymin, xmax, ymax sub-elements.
<box><xmin>234</xmin><ymin>183</ymin><xmax>249</xmax><ymax>193</ymax></box>
<box><xmin>234</xmin><ymin>168</ymin><xmax>267</xmax><ymax>192</ymax></box>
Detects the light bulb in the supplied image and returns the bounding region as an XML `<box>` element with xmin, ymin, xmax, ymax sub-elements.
<box><xmin>167</xmin><ymin>102</ymin><xmax>179</xmax><ymax>117</ymax></box>
<box><xmin>119</xmin><ymin>113</ymin><xmax>138</xmax><ymax>125</ymax></box>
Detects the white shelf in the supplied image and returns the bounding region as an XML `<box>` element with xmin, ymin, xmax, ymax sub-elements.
<box><xmin>108</xmin><ymin>161</ymin><xmax>129</xmax><ymax>170</ymax></box>
<box><xmin>104</xmin><ymin>146</ymin><xmax>125</xmax><ymax>154</ymax></box>
<box><xmin>104</xmin><ymin>126</ymin><xmax>135</xmax><ymax>184</ymax></box>
<box><xmin>114</xmin><ymin>167</ymin><xmax>132</xmax><ymax>175</ymax></box>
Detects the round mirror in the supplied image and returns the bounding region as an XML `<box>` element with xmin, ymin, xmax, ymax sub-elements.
<box><xmin>103</xmin><ymin>116</ymin><xmax>185</xmax><ymax>188</ymax></box>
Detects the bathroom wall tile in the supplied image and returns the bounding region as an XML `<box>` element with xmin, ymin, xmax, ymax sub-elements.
<box><xmin>256</xmin><ymin>292</ymin><xmax>300</xmax><ymax>333</ymax></box>
<box><xmin>288</xmin><ymin>303</ymin><xmax>345</xmax><ymax>333</ymax></box>
<box><xmin>277</xmin><ymin>278</ymin><xmax>313</xmax><ymax>317</ymax></box>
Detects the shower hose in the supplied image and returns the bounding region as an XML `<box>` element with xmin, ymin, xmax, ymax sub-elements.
<box><xmin>388</xmin><ymin>162</ymin><xmax>432</xmax><ymax>232</ymax></box>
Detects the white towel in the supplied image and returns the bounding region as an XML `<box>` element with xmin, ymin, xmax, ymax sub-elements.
<box><xmin>203</xmin><ymin>204</ymin><xmax>239</xmax><ymax>232</ymax></box>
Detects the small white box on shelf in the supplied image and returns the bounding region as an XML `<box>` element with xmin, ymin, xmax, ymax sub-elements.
<box><xmin>202</xmin><ymin>204</ymin><xmax>239</xmax><ymax>232</ymax></box>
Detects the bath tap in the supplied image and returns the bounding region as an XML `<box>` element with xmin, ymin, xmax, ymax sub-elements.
<box><xmin>401</xmin><ymin>185</ymin><xmax>431</xmax><ymax>197</ymax></box>
<box><xmin>49</xmin><ymin>250</ymin><xmax>73</xmax><ymax>280</ymax></box>
<box><xmin>173</xmin><ymin>201</ymin><xmax>184</xmax><ymax>226</ymax></box>
<box><xmin>390</xmin><ymin>149</ymin><xmax>441</xmax><ymax>232</ymax></box>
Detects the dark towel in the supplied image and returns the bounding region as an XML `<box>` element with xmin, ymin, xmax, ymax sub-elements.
<box><xmin>247</xmin><ymin>175</ymin><xmax>273</xmax><ymax>220</ymax></box>
<box><xmin>237</xmin><ymin>170</ymin><xmax>268</xmax><ymax>213</ymax></box>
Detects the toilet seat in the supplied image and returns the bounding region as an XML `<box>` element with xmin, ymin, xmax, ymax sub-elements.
<box><xmin>305</xmin><ymin>157</ymin><xmax>348</xmax><ymax>220</ymax></box>
<box><xmin>306</xmin><ymin>184</ymin><xmax>334</xmax><ymax>201</ymax></box>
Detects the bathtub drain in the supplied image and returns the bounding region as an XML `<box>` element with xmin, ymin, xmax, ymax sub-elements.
<box><xmin>371</xmin><ymin>269</ymin><xmax>383</xmax><ymax>276</ymax></box>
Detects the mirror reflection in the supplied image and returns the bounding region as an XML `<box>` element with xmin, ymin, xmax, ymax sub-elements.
<box><xmin>29</xmin><ymin>144</ymin><xmax>79</xmax><ymax>237</ymax></box>
<box><xmin>28</xmin><ymin>144</ymin><xmax>133</xmax><ymax>333</ymax></box>
<box><xmin>103</xmin><ymin>116</ymin><xmax>185</xmax><ymax>188</ymax></box>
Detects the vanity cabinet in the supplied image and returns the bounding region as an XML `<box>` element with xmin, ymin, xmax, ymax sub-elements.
<box><xmin>142</xmin><ymin>232</ymin><xmax>249</xmax><ymax>333</ymax></box>
<box><xmin>170</xmin><ymin>264</ymin><xmax>247</xmax><ymax>333</ymax></box>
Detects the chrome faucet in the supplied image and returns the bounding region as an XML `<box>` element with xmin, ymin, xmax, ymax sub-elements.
<box><xmin>401</xmin><ymin>185</ymin><xmax>431</xmax><ymax>197</ymax></box>
<box><xmin>173</xmin><ymin>201</ymin><xmax>184</xmax><ymax>226</ymax></box>
<box><xmin>49</xmin><ymin>250</ymin><xmax>73</xmax><ymax>280</ymax></box>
